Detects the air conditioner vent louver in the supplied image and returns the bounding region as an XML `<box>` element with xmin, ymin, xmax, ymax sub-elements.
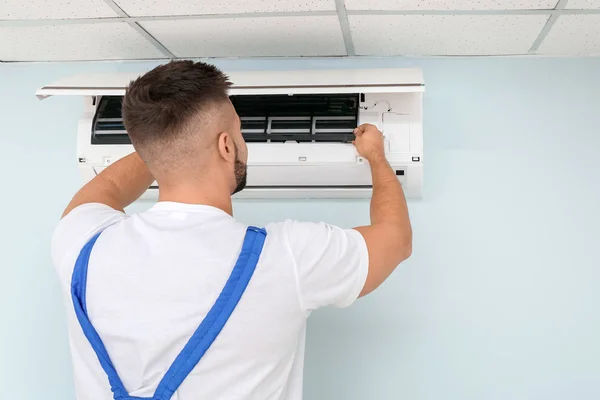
<box><xmin>91</xmin><ymin>94</ymin><xmax>360</xmax><ymax>145</ymax></box>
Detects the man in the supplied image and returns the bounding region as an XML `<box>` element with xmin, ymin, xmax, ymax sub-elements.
<box><xmin>51</xmin><ymin>61</ymin><xmax>412</xmax><ymax>400</ymax></box>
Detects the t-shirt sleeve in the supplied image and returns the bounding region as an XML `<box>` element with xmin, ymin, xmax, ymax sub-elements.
<box><xmin>51</xmin><ymin>203</ymin><xmax>127</xmax><ymax>277</ymax></box>
<box><xmin>279</xmin><ymin>220</ymin><xmax>369</xmax><ymax>311</ymax></box>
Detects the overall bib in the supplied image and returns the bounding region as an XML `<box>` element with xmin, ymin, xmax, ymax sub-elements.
<box><xmin>71</xmin><ymin>226</ymin><xmax>267</xmax><ymax>400</ymax></box>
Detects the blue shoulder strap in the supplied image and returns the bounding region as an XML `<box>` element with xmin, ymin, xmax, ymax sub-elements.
<box><xmin>71</xmin><ymin>226</ymin><xmax>267</xmax><ymax>400</ymax></box>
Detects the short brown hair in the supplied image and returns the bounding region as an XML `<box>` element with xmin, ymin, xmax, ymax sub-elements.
<box><xmin>122</xmin><ymin>60</ymin><xmax>232</xmax><ymax>150</ymax></box>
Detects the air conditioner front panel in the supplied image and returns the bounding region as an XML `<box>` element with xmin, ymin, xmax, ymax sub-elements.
<box><xmin>247</xmin><ymin>143</ymin><xmax>358</xmax><ymax>164</ymax></box>
<box><xmin>135</xmin><ymin>186</ymin><xmax>375</xmax><ymax>200</ymax></box>
<box><xmin>89</xmin><ymin>165</ymin><xmax>412</xmax><ymax>199</ymax></box>
<box><xmin>246</xmin><ymin>165</ymin><xmax>371</xmax><ymax>187</ymax></box>
<box><xmin>236</xmin><ymin>187</ymin><xmax>373</xmax><ymax>199</ymax></box>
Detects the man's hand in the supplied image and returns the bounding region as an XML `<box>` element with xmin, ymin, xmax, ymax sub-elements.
<box><xmin>353</xmin><ymin>124</ymin><xmax>385</xmax><ymax>162</ymax></box>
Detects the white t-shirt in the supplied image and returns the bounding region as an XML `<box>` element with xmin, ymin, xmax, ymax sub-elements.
<box><xmin>51</xmin><ymin>202</ymin><xmax>369</xmax><ymax>400</ymax></box>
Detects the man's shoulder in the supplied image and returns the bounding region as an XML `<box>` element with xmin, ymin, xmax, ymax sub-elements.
<box><xmin>265</xmin><ymin>220</ymin><xmax>345</xmax><ymax>235</ymax></box>
<box><xmin>263</xmin><ymin>219</ymin><xmax>324</xmax><ymax>239</ymax></box>
<box><xmin>51</xmin><ymin>203</ymin><xmax>127</xmax><ymax>278</ymax></box>
<box><xmin>263</xmin><ymin>220</ymin><xmax>357</xmax><ymax>251</ymax></box>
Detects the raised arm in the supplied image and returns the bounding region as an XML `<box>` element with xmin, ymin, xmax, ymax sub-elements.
<box><xmin>353</xmin><ymin>124</ymin><xmax>412</xmax><ymax>297</ymax></box>
<box><xmin>62</xmin><ymin>152</ymin><xmax>154</xmax><ymax>218</ymax></box>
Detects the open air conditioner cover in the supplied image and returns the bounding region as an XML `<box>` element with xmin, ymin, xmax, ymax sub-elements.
<box><xmin>37</xmin><ymin>68</ymin><xmax>425</xmax><ymax>98</ymax></box>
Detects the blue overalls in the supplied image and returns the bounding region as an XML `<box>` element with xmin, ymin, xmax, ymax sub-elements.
<box><xmin>71</xmin><ymin>226</ymin><xmax>267</xmax><ymax>400</ymax></box>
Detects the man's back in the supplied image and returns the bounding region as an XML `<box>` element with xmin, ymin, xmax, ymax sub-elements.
<box><xmin>50</xmin><ymin>61</ymin><xmax>411</xmax><ymax>399</ymax></box>
<box><xmin>52</xmin><ymin>202</ymin><xmax>369</xmax><ymax>399</ymax></box>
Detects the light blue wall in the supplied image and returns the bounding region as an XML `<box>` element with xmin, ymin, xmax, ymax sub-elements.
<box><xmin>1</xmin><ymin>57</ymin><xmax>599</xmax><ymax>399</ymax></box>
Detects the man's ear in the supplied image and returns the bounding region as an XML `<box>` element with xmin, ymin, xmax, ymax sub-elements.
<box><xmin>217</xmin><ymin>132</ymin><xmax>235</xmax><ymax>163</ymax></box>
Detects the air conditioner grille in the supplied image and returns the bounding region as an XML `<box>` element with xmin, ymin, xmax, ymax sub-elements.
<box><xmin>92</xmin><ymin>96</ymin><xmax>129</xmax><ymax>144</ymax></box>
<box><xmin>92</xmin><ymin>93</ymin><xmax>359</xmax><ymax>145</ymax></box>
<box><xmin>232</xmin><ymin>93</ymin><xmax>359</xmax><ymax>143</ymax></box>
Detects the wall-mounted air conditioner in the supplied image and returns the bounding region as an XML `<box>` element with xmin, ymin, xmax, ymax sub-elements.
<box><xmin>37</xmin><ymin>68</ymin><xmax>424</xmax><ymax>199</ymax></box>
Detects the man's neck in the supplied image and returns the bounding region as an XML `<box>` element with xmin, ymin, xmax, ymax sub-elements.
<box><xmin>157</xmin><ymin>184</ymin><xmax>234</xmax><ymax>216</ymax></box>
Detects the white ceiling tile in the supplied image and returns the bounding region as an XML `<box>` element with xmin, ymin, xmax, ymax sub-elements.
<box><xmin>345</xmin><ymin>0</ymin><xmax>557</xmax><ymax>10</ymax></box>
<box><xmin>349</xmin><ymin>14</ymin><xmax>548</xmax><ymax>56</ymax></box>
<box><xmin>0</xmin><ymin>23</ymin><xmax>165</xmax><ymax>61</ymax></box>
<box><xmin>115</xmin><ymin>0</ymin><xmax>335</xmax><ymax>16</ymax></box>
<box><xmin>538</xmin><ymin>15</ymin><xmax>600</xmax><ymax>55</ymax></box>
<box><xmin>141</xmin><ymin>17</ymin><xmax>345</xmax><ymax>57</ymax></box>
<box><xmin>0</xmin><ymin>0</ymin><xmax>117</xmax><ymax>20</ymax></box>
<box><xmin>565</xmin><ymin>0</ymin><xmax>600</xmax><ymax>9</ymax></box>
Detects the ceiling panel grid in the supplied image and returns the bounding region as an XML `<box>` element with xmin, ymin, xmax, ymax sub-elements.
<box><xmin>1</xmin><ymin>0</ymin><xmax>600</xmax><ymax>61</ymax></box>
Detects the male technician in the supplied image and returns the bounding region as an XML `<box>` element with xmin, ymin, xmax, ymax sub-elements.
<box><xmin>52</xmin><ymin>61</ymin><xmax>412</xmax><ymax>400</ymax></box>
